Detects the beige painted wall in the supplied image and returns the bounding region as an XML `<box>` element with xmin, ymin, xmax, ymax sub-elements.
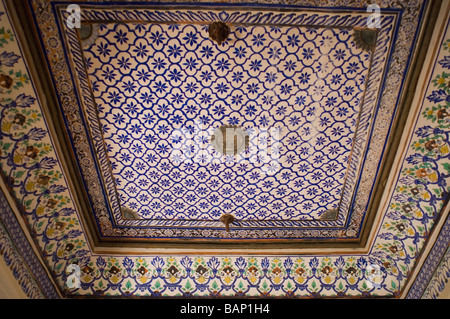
<box><xmin>0</xmin><ymin>255</ymin><xmax>28</xmax><ymax>299</ymax></box>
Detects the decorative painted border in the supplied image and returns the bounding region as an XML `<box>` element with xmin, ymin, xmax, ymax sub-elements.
<box><xmin>406</xmin><ymin>208</ymin><xmax>450</xmax><ymax>298</ymax></box>
<box><xmin>49</xmin><ymin>2</ymin><xmax>401</xmax><ymax>240</ymax></box>
<box><xmin>0</xmin><ymin>186</ymin><xmax>59</xmax><ymax>299</ymax></box>
<box><xmin>1</xmin><ymin>0</ymin><xmax>448</xmax><ymax>298</ymax></box>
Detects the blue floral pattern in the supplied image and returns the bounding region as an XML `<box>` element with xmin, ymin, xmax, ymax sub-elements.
<box><xmin>83</xmin><ymin>23</ymin><xmax>370</xmax><ymax>220</ymax></box>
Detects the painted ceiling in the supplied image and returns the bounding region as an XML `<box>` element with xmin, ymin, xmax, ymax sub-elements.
<box><xmin>38</xmin><ymin>2</ymin><xmax>403</xmax><ymax>243</ymax></box>
<box><xmin>0</xmin><ymin>0</ymin><xmax>449</xmax><ymax>299</ymax></box>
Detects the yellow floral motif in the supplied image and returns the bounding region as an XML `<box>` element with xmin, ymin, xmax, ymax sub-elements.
<box><xmin>223</xmin><ymin>275</ymin><xmax>233</xmax><ymax>285</ymax></box>
<box><xmin>422</xmin><ymin>192</ymin><xmax>430</xmax><ymax>200</ymax></box>
<box><xmin>110</xmin><ymin>275</ymin><xmax>120</xmax><ymax>284</ymax></box>
<box><xmin>323</xmin><ymin>276</ymin><xmax>333</xmax><ymax>284</ymax></box>
<box><xmin>248</xmin><ymin>275</ymin><xmax>258</xmax><ymax>285</ymax></box>
<box><xmin>25</xmin><ymin>181</ymin><xmax>35</xmax><ymax>191</ymax></box>
<box><xmin>36</xmin><ymin>206</ymin><xmax>45</xmax><ymax>216</ymax></box>
<box><xmin>272</xmin><ymin>276</ymin><xmax>282</xmax><ymax>285</ymax></box>
<box><xmin>168</xmin><ymin>276</ymin><xmax>178</xmax><ymax>284</ymax></box>
<box><xmin>2</xmin><ymin>122</ymin><xmax>11</xmax><ymax>132</ymax></box>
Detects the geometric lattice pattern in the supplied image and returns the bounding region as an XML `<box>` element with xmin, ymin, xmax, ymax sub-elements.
<box><xmin>2</xmin><ymin>0</ymin><xmax>449</xmax><ymax>299</ymax></box>
<box><xmin>83</xmin><ymin>23</ymin><xmax>371</xmax><ymax>220</ymax></box>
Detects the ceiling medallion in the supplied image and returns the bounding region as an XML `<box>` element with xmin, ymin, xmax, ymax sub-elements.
<box><xmin>78</xmin><ymin>23</ymin><xmax>100</xmax><ymax>48</ymax></box>
<box><xmin>220</xmin><ymin>213</ymin><xmax>236</xmax><ymax>232</ymax></box>
<box><xmin>352</xmin><ymin>27</ymin><xmax>378</xmax><ymax>52</ymax></box>
<box><xmin>121</xmin><ymin>206</ymin><xmax>140</xmax><ymax>220</ymax></box>
<box><xmin>208</xmin><ymin>21</ymin><xmax>230</xmax><ymax>45</ymax></box>
<box><xmin>210</xmin><ymin>125</ymin><xmax>249</xmax><ymax>156</ymax></box>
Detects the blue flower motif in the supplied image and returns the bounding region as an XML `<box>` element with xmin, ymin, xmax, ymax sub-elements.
<box><xmin>295</xmin><ymin>96</ymin><xmax>306</xmax><ymax>106</ymax></box>
<box><xmin>214</xmin><ymin>82</ymin><xmax>229</xmax><ymax>94</ymax></box>
<box><xmin>119</xmin><ymin>153</ymin><xmax>131</xmax><ymax>163</ymax></box>
<box><xmin>249</xmin><ymin>59</ymin><xmax>262</xmax><ymax>72</ymax></box>
<box><xmin>438</xmin><ymin>56</ymin><xmax>450</xmax><ymax>69</ymax></box>
<box><xmin>280</xmin><ymin>84</ymin><xmax>292</xmax><ymax>95</ymax></box>
<box><xmin>336</xmin><ymin>106</ymin><xmax>349</xmax><ymax>117</ymax></box>
<box><xmin>325</xmin><ymin>96</ymin><xmax>337</xmax><ymax>107</ymax></box>
<box><xmin>117</xmin><ymin>133</ymin><xmax>131</xmax><ymax>144</ymax></box>
<box><xmin>151</xmin><ymin>57</ymin><xmax>167</xmax><ymax>70</ymax></box>
<box><xmin>330</xmin><ymin>74</ymin><xmax>342</xmax><ymax>85</ymax></box>
<box><xmin>233</xmin><ymin>46</ymin><xmax>247</xmax><ymax>59</ymax></box>
<box><xmin>107</xmin><ymin>91</ymin><xmax>122</xmax><ymax>104</ymax></box>
<box><xmin>102</xmin><ymin>66</ymin><xmax>116</xmax><ymax>81</ymax></box>
<box><xmin>298</xmin><ymin>72</ymin><xmax>310</xmax><ymax>84</ymax></box>
<box><xmin>212</xmin><ymin>104</ymin><xmax>225</xmax><ymax>116</ymax></box>
<box><xmin>133</xmin><ymin>42</ymin><xmax>149</xmax><ymax>58</ymax></box>
<box><xmin>183</xmin><ymin>31</ymin><xmax>198</xmax><ymax>46</ymax></box>
<box><xmin>347</xmin><ymin>62</ymin><xmax>360</xmax><ymax>74</ymax></box>
<box><xmin>150</xmin><ymin>30</ymin><xmax>166</xmax><ymax>45</ymax></box>
<box><xmin>124</xmin><ymin>101</ymin><xmax>139</xmax><ymax>114</ymax></box>
<box><xmin>268</xmin><ymin>46</ymin><xmax>281</xmax><ymax>59</ymax></box>
<box><xmin>113</xmin><ymin>29</ymin><xmax>129</xmax><ymax>45</ymax></box>
<box><xmin>199</xmin><ymin>45</ymin><xmax>214</xmax><ymax>58</ymax></box>
<box><xmin>289</xmin><ymin>115</ymin><xmax>301</xmax><ymax>126</ymax></box>
<box><xmin>140</xmin><ymin>92</ymin><xmax>154</xmax><ymax>104</ymax></box>
<box><xmin>183</xmin><ymin>56</ymin><xmax>198</xmax><ymax>71</ymax></box>
<box><xmin>122</xmin><ymin>80</ymin><xmax>136</xmax><ymax>93</ymax></box>
<box><xmin>96</xmin><ymin>42</ymin><xmax>111</xmax><ymax>57</ymax></box>
<box><xmin>246</xmin><ymin>82</ymin><xmax>259</xmax><ymax>94</ymax></box>
<box><xmin>117</xmin><ymin>56</ymin><xmax>131</xmax><ymax>70</ymax></box>
<box><xmin>251</xmin><ymin>34</ymin><xmax>266</xmax><ymax>47</ymax></box>
<box><xmin>185</xmin><ymin>82</ymin><xmax>199</xmax><ymax>93</ymax></box>
<box><xmin>265</xmin><ymin>72</ymin><xmax>277</xmax><ymax>83</ymax></box>
<box><xmin>215</xmin><ymin>57</ymin><xmax>231</xmax><ymax>72</ymax></box>
<box><xmin>171</xmin><ymin>93</ymin><xmax>184</xmax><ymax>104</ymax></box>
<box><xmin>427</xmin><ymin>89</ymin><xmax>449</xmax><ymax>103</ymax></box>
<box><xmin>112</xmin><ymin>113</ymin><xmax>125</xmax><ymax>125</ymax></box>
<box><xmin>232</xmin><ymin>71</ymin><xmax>243</xmax><ymax>83</ymax></box>
<box><xmin>344</xmin><ymin>86</ymin><xmax>355</xmax><ymax>96</ymax></box>
<box><xmin>157</xmin><ymin>124</ymin><xmax>170</xmax><ymax>135</ymax></box>
<box><xmin>262</xmin><ymin>95</ymin><xmax>273</xmax><ymax>105</ymax></box>
<box><xmin>130</xmin><ymin>123</ymin><xmax>143</xmax><ymax>135</ymax></box>
<box><xmin>245</xmin><ymin>104</ymin><xmax>257</xmax><ymax>116</ymax></box>
<box><xmin>331</xmin><ymin>126</ymin><xmax>344</xmax><ymax>136</ymax></box>
<box><xmin>199</xmin><ymin>93</ymin><xmax>212</xmax><ymax>104</ymax></box>
<box><xmin>284</xmin><ymin>60</ymin><xmax>297</xmax><ymax>72</ymax></box>
<box><xmin>228</xmin><ymin>116</ymin><xmax>239</xmax><ymax>125</ymax></box>
<box><xmin>185</xmin><ymin>104</ymin><xmax>197</xmax><ymax>114</ymax></box>
<box><xmin>156</xmin><ymin>143</ymin><xmax>169</xmax><ymax>154</ymax></box>
<box><xmin>302</xmin><ymin>47</ymin><xmax>315</xmax><ymax>60</ymax></box>
<box><xmin>200</xmin><ymin>70</ymin><xmax>212</xmax><ymax>82</ymax></box>
<box><xmin>276</xmin><ymin>105</ymin><xmax>287</xmax><ymax>116</ymax></box>
<box><xmin>287</xmin><ymin>34</ymin><xmax>300</xmax><ymax>47</ymax></box>
<box><xmin>153</xmin><ymin>80</ymin><xmax>168</xmax><ymax>93</ymax></box>
<box><xmin>167</xmin><ymin>44</ymin><xmax>183</xmax><ymax>58</ymax></box>
<box><xmin>333</xmin><ymin>48</ymin><xmax>346</xmax><ymax>61</ymax></box>
<box><xmin>168</xmin><ymin>68</ymin><xmax>182</xmax><ymax>82</ymax></box>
